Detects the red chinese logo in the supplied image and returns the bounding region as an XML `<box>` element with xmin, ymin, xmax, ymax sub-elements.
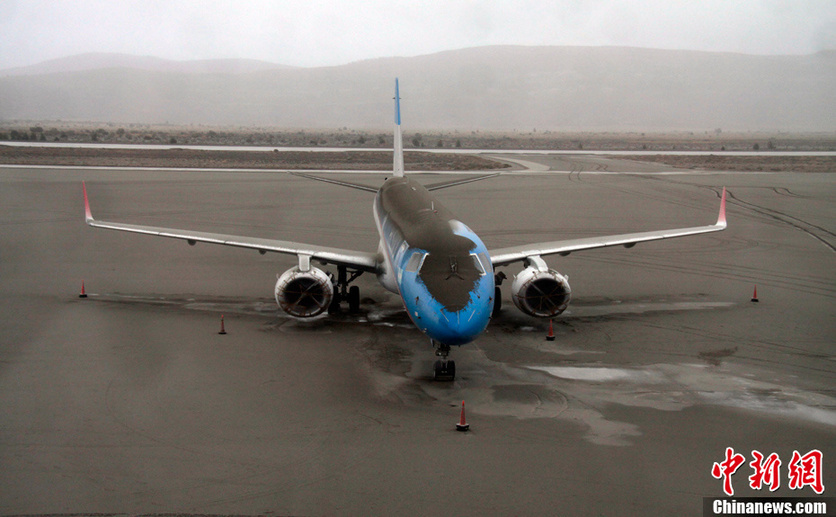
<box><xmin>788</xmin><ymin>449</ymin><xmax>824</xmax><ymax>494</ymax></box>
<box><xmin>712</xmin><ymin>448</ymin><xmax>825</xmax><ymax>496</ymax></box>
<box><xmin>712</xmin><ymin>447</ymin><xmax>746</xmax><ymax>496</ymax></box>
<box><xmin>749</xmin><ymin>450</ymin><xmax>782</xmax><ymax>491</ymax></box>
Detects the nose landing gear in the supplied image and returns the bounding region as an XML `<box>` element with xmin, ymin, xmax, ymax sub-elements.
<box><xmin>432</xmin><ymin>340</ymin><xmax>456</xmax><ymax>381</ymax></box>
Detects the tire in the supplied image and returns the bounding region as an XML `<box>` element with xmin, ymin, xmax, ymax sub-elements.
<box><xmin>329</xmin><ymin>290</ymin><xmax>342</xmax><ymax>314</ymax></box>
<box><xmin>433</xmin><ymin>360</ymin><xmax>456</xmax><ymax>381</ymax></box>
<box><xmin>492</xmin><ymin>286</ymin><xmax>502</xmax><ymax>317</ymax></box>
<box><xmin>348</xmin><ymin>285</ymin><xmax>361</xmax><ymax>312</ymax></box>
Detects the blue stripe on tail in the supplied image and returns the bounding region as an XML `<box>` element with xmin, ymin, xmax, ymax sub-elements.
<box><xmin>393</xmin><ymin>78</ymin><xmax>405</xmax><ymax>177</ymax></box>
<box><xmin>395</xmin><ymin>78</ymin><xmax>401</xmax><ymax>125</ymax></box>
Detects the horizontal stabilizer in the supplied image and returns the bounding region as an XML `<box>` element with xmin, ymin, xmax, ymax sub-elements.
<box><xmin>425</xmin><ymin>173</ymin><xmax>501</xmax><ymax>191</ymax></box>
<box><xmin>290</xmin><ymin>172</ymin><xmax>378</xmax><ymax>193</ymax></box>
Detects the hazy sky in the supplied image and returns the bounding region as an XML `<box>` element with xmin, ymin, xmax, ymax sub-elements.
<box><xmin>2</xmin><ymin>0</ymin><xmax>835</xmax><ymax>69</ymax></box>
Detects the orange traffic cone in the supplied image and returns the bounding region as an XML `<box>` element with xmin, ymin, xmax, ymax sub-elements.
<box><xmin>456</xmin><ymin>400</ymin><xmax>470</xmax><ymax>432</ymax></box>
<box><xmin>218</xmin><ymin>315</ymin><xmax>227</xmax><ymax>335</ymax></box>
<box><xmin>751</xmin><ymin>286</ymin><xmax>759</xmax><ymax>303</ymax></box>
<box><xmin>546</xmin><ymin>319</ymin><xmax>555</xmax><ymax>341</ymax></box>
<box><xmin>79</xmin><ymin>281</ymin><xmax>88</xmax><ymax>298</ymax></box>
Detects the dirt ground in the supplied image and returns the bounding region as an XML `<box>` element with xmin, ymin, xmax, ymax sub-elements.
<box><xmin>613</xmin><ymin>154</ymin><xmax>836</xmax><ymax>173</ymax></box>
<box><xmin>4</xmin><ymin>123</ymin><xmax>836</xmax><ymax>152</ymax></box>
<box><xmin>0</xmin><ymin>145</ymin><xmax>507</xmax><ymax>171</ymax></box>
<box><xmin>3</xmin><ymin>144</ymin><xmax>835</xmax><ymax>173</ymax></box>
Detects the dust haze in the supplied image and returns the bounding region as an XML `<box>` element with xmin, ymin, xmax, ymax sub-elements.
<box><xmin>1</xmin><ymin>46</ymin><xmax>834</xmax><ymax>132</ymax></box>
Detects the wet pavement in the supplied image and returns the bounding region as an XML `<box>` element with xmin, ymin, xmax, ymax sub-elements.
<box><xmin>0</xmin><ymin>158</ymin><xmax>833</xmax><ymax>515</ymax></box>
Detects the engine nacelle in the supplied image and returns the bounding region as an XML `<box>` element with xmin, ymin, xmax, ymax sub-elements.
<box><xmin>275</xmin><ymin>266</ymin><xmax>334</xmax><ymax>318</ymax></box>
<box><xmin>511</xmin><ymin>262</ymin><xmax>572</xmax><ymax>318</ymax></box>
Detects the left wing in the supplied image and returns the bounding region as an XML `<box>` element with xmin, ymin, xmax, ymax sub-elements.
<box><xmin>490</xmin><ymin>188</ymin><xmax>727</xmax><ymax>267</ymax></box>
<box><xmin>83</xmin><ymin>182</ymin><xmax>378</xmax><ymax>272</ymax></box>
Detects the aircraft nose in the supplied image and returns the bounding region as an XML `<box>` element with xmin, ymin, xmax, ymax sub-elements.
<box><xmin>434</xmin><ymin>302</ymin><xmax>492</xmax><ymax>346</ymax></box>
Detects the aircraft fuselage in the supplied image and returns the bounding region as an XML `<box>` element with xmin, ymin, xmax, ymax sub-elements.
<box><xmin>373</xmin><ymin>176</ymin><xmax>494</xmax><ymax>346</ymax></box>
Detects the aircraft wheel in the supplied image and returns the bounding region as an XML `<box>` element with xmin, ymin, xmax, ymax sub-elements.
<box><xmin>348</xmin><ymin>285</ymin><xmax>360</xmax><ymax>312</ymax></box>
<box><xmin>433</xmin><ymin>360</ymin><xmax>456</xmax><ymax>381</ymax></box>
<box><xmin>492</xmin><ymin>286</ymin><xmax>502</xmax><ymax>317</ymax></box>
<box><xmin>328</xmin><ymin>297</ymin><xmax>340</xmax><ymax>314</ymax></box>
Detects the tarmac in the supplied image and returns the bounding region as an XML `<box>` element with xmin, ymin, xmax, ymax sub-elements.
<box><xmin>0</xmin><ymin>155</ymin><xmax>833</xmax><ymax>515</ymax></box>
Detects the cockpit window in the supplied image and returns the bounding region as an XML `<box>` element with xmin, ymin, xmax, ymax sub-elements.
<box><xmin>471</xmin><ymin>252</ymin><xmax>491</xmax><ymax>275</ymax></box>
<box><xmin>404</xmin><ymin>251</ymin><xmax>428</xmax><ymax>272</ymax></box>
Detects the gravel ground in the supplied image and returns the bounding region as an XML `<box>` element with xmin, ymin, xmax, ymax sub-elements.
<box><xmin>613</xmin><ymin>154</ymin><xmax>836</xmax><ymax>173</ymax></box>
<box><xmin>0</xmin><ymin>145</ymin><xmax>508</xmax><ymax>171</ymax></box>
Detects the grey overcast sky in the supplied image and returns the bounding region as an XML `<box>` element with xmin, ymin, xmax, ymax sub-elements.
<box><xmin>1</xmin><ymin>0</ymin><xmax>835</xmax><ymax>69</ymax></box>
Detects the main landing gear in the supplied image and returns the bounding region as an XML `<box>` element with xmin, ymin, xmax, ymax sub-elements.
<box><xmin>329</xmin><ymin>264</ymin><xmax>363</xmax><ymax>313</ymax></box>
<box><xmin>433</xmin><ymin>340</ymin><xmax>456</xmax><ymax>381</ymax></box>
<box><xmin>492</xmin><ymin>271</ymin><xmax>506</xmax><ymax>318</ymax></box>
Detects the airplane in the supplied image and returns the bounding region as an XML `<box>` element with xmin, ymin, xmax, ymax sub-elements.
<box><xmin>83</xmin><ymin>79</ymin><xmax>727</xmax><ymax>380</ymax></box>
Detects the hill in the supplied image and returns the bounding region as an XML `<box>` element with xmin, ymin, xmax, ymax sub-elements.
<box><xmin>0</xmin><ymin>46</ymin><xmax>833</xmax><ymax>131</ymax></box>
<box><xmin>0</xmin><ymin>52</ymin><xmax>290</xmax><ymax>76</ymax></box>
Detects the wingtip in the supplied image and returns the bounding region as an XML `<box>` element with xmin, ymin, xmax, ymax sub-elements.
<box><xmin>82</xmin><ymin>181</ymin><xmax>94</xmax><ymax>223</ymax></box>
<box><xmin>716</xmin><ymin>187</ymin><xmax>727</xmax><ymax>228</ymax></box>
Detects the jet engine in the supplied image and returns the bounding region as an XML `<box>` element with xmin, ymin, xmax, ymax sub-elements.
<box><xmin>275</xmin><ymin>266</ymin><xmax>334</xmax><ymax>318</ymax></box>
<box><xmin>511</xmin><ymin>258</ymin><xmax>572</xmax><ymax>318</ymax></box>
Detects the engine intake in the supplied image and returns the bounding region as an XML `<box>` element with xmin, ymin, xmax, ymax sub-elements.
<box><xmin>275</xmin><ymin>266</ymin><xmax>334</xmax><ymax>318</ymax></box>
<box><xmin>511</xmin><ymin>264</ymin><xmax>572</xmax><ymax>318</ymax></box>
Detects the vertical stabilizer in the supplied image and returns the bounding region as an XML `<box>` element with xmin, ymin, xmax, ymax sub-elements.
<box><xmin>393</xmin><ymin>78</ymin><xmax>405</xmax><ymax>177</ymax></box>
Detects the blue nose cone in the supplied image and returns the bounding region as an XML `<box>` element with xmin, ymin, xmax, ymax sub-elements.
<box><xmin>406</xmin><ymin>279</ymin><xmax>494</xmax><ymax>346</ymax></box>
<box><xmin>430</xmin><ymin>302</ymin><xmax>493</xmax><ymax>346</ymax></box>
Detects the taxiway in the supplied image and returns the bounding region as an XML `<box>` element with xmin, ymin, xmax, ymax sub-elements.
<box><xmin>0</xmin><ymin>155</ymin><xmax>833</xmax><ymax>515</ymax></box>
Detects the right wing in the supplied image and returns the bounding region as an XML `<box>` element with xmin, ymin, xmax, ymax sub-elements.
<box><xmin>490</xmin><ymin>188</ymin><xmax>727</xmax><ymax>267</ymax></box>
<box><xmin>83</xmin><ymin>182</ymin><xmax>378</xmax><ymax>272</ymax></box>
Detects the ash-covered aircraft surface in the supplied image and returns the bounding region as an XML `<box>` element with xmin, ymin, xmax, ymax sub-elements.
<box><xmin>83</xmin><ymin>80</ymin><xmax>727</xmax><ymax>380</ymax></box>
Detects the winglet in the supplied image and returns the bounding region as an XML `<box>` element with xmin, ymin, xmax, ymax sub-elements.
<box><xmin>393</xmin><ymin>78</ymin><xmax>405</xmax><ymax>177</ymax></box>
<box><xmin>716</xmin><ymin>187</ymin><xmax>727</xmax><ymax>228</ymax></box>
<box><xmin>82</xmin><ymin>181</ymin><xmax>94</xmax><ymax>224</ymax></box>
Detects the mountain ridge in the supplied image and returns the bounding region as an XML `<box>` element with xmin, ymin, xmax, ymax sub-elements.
<box><xmin>1</xmin><ymin>46</ymin><xmax>833</xmax><ymax>131</ymax></box>
<box><xmin>0</xmin><ymin>52</ymin><xmax>293</xmax><ymax>77</ymax></box>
